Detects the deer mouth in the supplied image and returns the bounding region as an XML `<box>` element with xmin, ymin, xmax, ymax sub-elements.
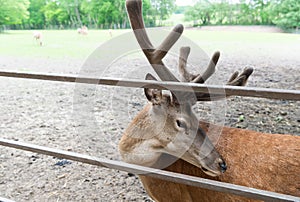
<box><xmin>200</xmin><ymin>159</ymin><xmax>227</xmax><ymax>177</ymax></box>
<box><xmin>200</xmin><ymin>166</ymin><xmax>221</xmax><ymax>177</ymax></box>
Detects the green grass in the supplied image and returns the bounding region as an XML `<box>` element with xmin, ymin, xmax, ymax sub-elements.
<box><xmin>0</xmin><ymin>29</ymin><xmax>129</xmax><ymax>59</ymax></box>
<box><xmin>183</xmin><ymin>29</ymin><xmax>298</xmax><ymax>43</ymax></box>
<box><xmin>182</xmin><ymin>29</ymin><xmax>300</xmax><ymax>59</ymax></box>
<box><xmin>0</xmin><ymin>29</ymin><xmax>298</xmax><ymax>60</ymax></box>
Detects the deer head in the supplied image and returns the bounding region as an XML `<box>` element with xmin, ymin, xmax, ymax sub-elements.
<box><xmin>119</xmin><ymin>0</ymin><xmax>253</xmax><ymax>177</ymax></box>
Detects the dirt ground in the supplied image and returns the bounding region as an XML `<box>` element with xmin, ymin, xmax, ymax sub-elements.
<box><xmin>191</xmin><ymin>25</ymin><xmax>284</xmax><ymax>33</ymax></box>
<box><xmin>0</xmin><ymin>26</ymin><xmax>299</xmax><ymax>202</ymax></box>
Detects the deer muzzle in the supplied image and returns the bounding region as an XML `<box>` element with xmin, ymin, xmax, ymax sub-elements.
<box><xmin>186</xmin><ymin>127</ymin><xmax>227</xmax><ymax>177</ymax></box>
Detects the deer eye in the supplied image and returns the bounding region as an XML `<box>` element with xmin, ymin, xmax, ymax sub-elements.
<box><xmin>176</xmin><ymin>120</ymin><xmax>188</xmax><ymax>129</ymax></box>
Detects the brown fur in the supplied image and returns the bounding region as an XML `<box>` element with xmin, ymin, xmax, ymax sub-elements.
<box><xmin>139</xmin><ymin>121</ymin><xmax>300</xmax><ymax>201</ymax></box>
<box><xmin>119</xmin><ymin>104</ymin><xmax>166</xmax><ymax>150</ymax></box>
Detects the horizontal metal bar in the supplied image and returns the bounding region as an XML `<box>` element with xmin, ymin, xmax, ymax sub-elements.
<box><xmin>0</xmin><ymin>70</ymin><xmax>299</xmax><ymax>101</ymax></box>
<box><xmin>0</xmin><ymin>197</ymin><xmax>15</xmax><ymax>202</ymax></box>
<box><xmin>0</xmin><ymin>138</ymin><xmax>299</xmax><ymax>202</ymax></box>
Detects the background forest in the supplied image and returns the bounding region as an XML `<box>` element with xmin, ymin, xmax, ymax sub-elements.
<box><xmin>0</xmin><ymin>0</ymin><xmax>299</xmax><ymax>31</ymax></box>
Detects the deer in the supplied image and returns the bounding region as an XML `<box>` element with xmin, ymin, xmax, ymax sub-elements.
<box><xmin>33</xmin><ymin>31</ymin><xmax>43</xmax><ymax>46</ymax></box>
<box><xmin>119</xmin><ymin>0</ymin><xmax>300</xmax><ymax>201</ymax></box>
<box><xmin>77</xmin><ymin>25</ymin><xmax>88</xmax><ymax>35</ymax></box>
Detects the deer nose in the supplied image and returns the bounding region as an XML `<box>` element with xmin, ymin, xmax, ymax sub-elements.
<box><xmin>219</xmin><ymin>161</ymin><xmax>227</xmax><ymax>173</ymax></box>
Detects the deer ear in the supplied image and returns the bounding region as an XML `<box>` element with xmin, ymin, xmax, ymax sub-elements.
<box><xmin>144</xmin><ymin>74</ymin><xmax>162</xmax><ymax>104</ymax></box>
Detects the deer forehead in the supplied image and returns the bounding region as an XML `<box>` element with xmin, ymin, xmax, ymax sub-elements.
<box><xmin>152</xmin><ymin>94</ymin><xmax>194</xmax><ymax>115</ymax></box>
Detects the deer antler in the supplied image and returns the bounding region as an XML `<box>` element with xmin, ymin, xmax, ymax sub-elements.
<box><xmin>226</xmin><ymin>67</ymin><xmax>253</xmax><ymax>86</ymax></box>
<box><xmin>126</xmin><ymin>0</ymin><xmax>253</xmax><ymax>102</ymax></box>
<box><xmin>178</xmin><ymin>47</ymin><xmax>253</xmax><ymax>101</ymax></box>
<box><xmin>179</xmin><ymin>47</ymin><xmax>220</xmax><ymax>83</ymax></box>
<box><xmin>126</xmin><ymin>0</ymin><xmax>182</xmax><ymax>82</ymax></box>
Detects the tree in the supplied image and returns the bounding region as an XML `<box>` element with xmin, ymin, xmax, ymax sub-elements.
<box><xmin>236</xmin><ymin>0</ymin><xmax>255</xmax><ymax>25</ymax></box>
<box><xmin>79</xmin><ymin>0</ymin><xmax>117</xmax><ymax>28</ymax></box>
<box><xmin>0</xmin><ymin>0</ymin><xmax>30</xmax><ymax>25</ymax></box>
<box><xmin>151</xmin><ymin>0</ymin><xmax>176</xmax><ymax>25</ymax></box>
<box><xmin>42</xmin><ymin>1</ymin><xmax>68</xmax><ymax>27</ymax></box>
<box><xmin>212</xmin><ymin>2</ymin><xmax>235</xmax><ymax>25</ymax></box>
<box><xmin>143</xmin><ymin>0</ymin><xmax>156</xmax><ymax>27</ymax></box>
<box><xmin>174</xmin><ymin>6</ymin><xmax>189</xmax><ymax>14</ymax></box>
<box><xmin>185</xmin><ymin>1</ymin><xmax>214</xmax><ymax>26</ymax></box>
<box><xmin>26</xmin><ymin>0</ymin><xmax>46</xmax><ymax>29</ymax></box>
<box><xmin>247</xmin><ymin>0</ymin><xmax>272</xmax><ymax>24</ymax></box>
<box><xmin>268</xmin><ymin>0</ymin><xmax>300</xmax><ymax>29</ymax></box>
<box><xmin>80</xmin><ymin>0</ymin><xmax>99</xmax><ymax>27</ymax></box>
<box><xmin>59</xmin><ymin>0</ymin><xmax>84</xmax><ymax>27</ymax></box>
<box><xmin>80</xmin><ymin>0</ymin><xmax>154</xmax><ymax>29</ymax></box>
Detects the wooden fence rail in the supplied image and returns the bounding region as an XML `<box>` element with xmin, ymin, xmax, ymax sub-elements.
<box><xmin>0</xmin><ymin>138</ymin><xmax>299</xmax><ymax>202</ymax></box>
<box><xmin>0</xmin><ymin>70</ymin><xmax>300</xmax><ymax>101</ymax></box>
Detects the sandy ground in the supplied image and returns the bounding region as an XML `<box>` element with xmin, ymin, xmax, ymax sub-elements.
<box><xmin>0</xmin><ymin>26</ymin><xmax>299</xmax><ymax>202</ymax></box>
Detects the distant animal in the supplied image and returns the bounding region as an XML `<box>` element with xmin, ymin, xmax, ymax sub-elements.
<box><xmin>33</xmin><ymin>31</ymin><xmax>43</xmax><ymax>46</ymax></box>
<box><xmin>108</xmin><ymin>29</ymin><xmax>113</xmax><ymax>37</ymax></box>
<box><xmin>77</xmin><ymin>26</ymin><xmax>88</xmax><ymax>35</ymax></box>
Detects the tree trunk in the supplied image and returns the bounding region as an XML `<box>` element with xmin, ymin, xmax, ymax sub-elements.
<box><xmin>74</xmin><ymin>0</ymin><xmax>82</xmax><ymax>27</ymax></box>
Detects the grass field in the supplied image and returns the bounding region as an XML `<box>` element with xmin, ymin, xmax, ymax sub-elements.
<box><xmin>0</xmin><ymin>29</ymin><xmax>299</xmax><ymax>61</ymax></box>
<box><xmin>0</xmin><ymin>30</ymin><xmax>129</xmax><ymax>59</ymax></box>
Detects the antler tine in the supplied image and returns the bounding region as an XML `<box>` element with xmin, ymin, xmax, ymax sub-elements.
<box><xmin>195</xmin><ymin>67</ymin><xmax>254</xmax><ymax>101</ymax></box>
<box><xmin>192</xmin><ymin>51</ymin><xmax>220</xmax><ymax>83</ymax></box>
<box><xmin>154</xmin><ymin>24</ymin><xmax>184</xmax><ymax>61</ymax></box>
<box><xmin>126</xmin><ymin>0</ymin><xmax>183</xmax><ymax>82</ymax></box>
<box><xmin>227</xmin><ymin>67</ymin><xmax>253</xmax><ymax>86</ymax></box>
<box><xmin>177</xmin><ymin>49</ymin><xmax>222</xmax><ymax>102</ymax></box>
<box><xmin>178</xmin><ymin>50</ymin><xmax>220</xmax><ymax>83</ymax></box>
<box><xmin>178</xmin><ymin>46</ymin><xmax>194</xmax><ymax>82</ymax></box>
<box><xmin>126</xmin><ymin>0</ymin><xmax>152</xmax><ymax>50</ymax></box>
<box><xmin>228</xmin><ymin>71</ymin><xmax>239</xmax><ymax>83</ymax></box>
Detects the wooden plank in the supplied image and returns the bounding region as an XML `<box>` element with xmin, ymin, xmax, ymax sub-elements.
<box><xmin>0</xmin><ymin>70</ymin><xmax>299</xmax><ymax>101</ymax></box>
<box><xmin>0</xmin><ymin>138</ymin><xmax>299</xmax><ymax>202</ymax></box>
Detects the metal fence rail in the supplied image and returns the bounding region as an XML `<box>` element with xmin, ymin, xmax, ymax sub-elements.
<box><xmin>0</xmin><ymin>69</ymin><xmax>300</xmax><ymax>201</ymax></box>
<box><xmin>0</xmin><ymin>70</ymin><xmax>300</xmax><ymax>101</ymax></box>
<box><xmin>0</xmin><ymin>138</ymin><xmax>299</xmax><ymax>202</ymax></box>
